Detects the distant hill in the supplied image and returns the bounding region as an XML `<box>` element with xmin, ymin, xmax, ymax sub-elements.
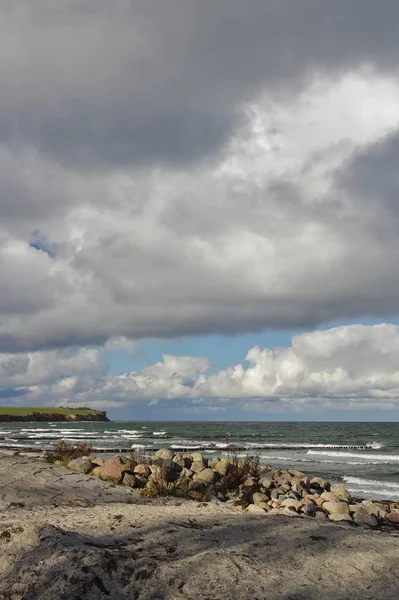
<box><xmin>0</xmin><ymin>407</ymin><xmax>110</xmax><ymax>422</ymax></box>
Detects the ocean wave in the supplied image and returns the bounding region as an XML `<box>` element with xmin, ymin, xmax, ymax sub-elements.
<box><xmin>307</xmin><ymin>450</ymin><xmax>399</xmax><ymax>461</ymax></box>
<box><xmin>153</xmin><ymin>431</ymin><xmax>167</xmax><ymax>436</ymax></box>
<box><xmin>366</xmin><ymin>441</ymin><xmax>384</xmax><ymax>449</ymax></box>
<box><xmin>343</xmin><ymin>475</ymin><xmax>399</xmax><ymax>490</ymax></box>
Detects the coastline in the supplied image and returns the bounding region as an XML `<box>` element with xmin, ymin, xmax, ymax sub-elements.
<box><xmin>1</xmin><ymin>451</ymin><xmax>399</xmax><ymax>600</ymax></box>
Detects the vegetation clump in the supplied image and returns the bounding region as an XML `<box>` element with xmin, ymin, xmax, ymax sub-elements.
<box><xmin>44</xmin><ymin>441</ymin><xmax>92</xmax><ymax>465</ymax></box>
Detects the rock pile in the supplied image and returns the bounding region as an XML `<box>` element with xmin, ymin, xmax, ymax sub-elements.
<box><xmin>66</xmin><ymin>449</ymin><xmax>399</xmax><ymax>528</ymax></box>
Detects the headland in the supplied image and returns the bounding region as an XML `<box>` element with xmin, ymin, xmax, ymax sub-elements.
<box><xmin>0</xmin><ymin>406</ymin><xmax>109</xmax><ymax>422</ymax></box>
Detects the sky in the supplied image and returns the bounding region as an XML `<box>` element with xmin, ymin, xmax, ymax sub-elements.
<box><xmin>1</xmin><ymin>1</ymin><xmax>399</xmax><ymax>421</ymax></box>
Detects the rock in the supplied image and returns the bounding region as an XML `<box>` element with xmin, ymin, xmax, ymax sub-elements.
<box><xmin>91</xmin><ymin>456</ymin><xmax>105</xmax><ymax>467</ymax></box>
<box><xmin>172</xmin><ymin>453</ymin><xmax>187</xmax><ymax>468</ymax></box>
<box><xmin>191</xmin><ymin>460</ymin><xmax>206</xmax><ymax>474</ymax></box>
<box><xmin>289</xmin><ymin>470</ymin><xmax>306</xmax><ymax>479</ymax></box>
<box><xmin>246</xmin><ymin>504</ymin><xmax>266</xmax><ymax>515</ymax></box>
<box><xmin>194</xmin><ymin>468</ymin><xmax>217</xmax><ymax>484</ymax></box>
<box><xmin>122</xmin><ymin>473</ymin><xmax>137</xmax><ymax>487</ymax></box>
<box><xmin>291</xmin><ymin>483</ymin><xmax>304</xmax><ymax>496</ymax></box>
<box><xmin>134</xmin><ymin>464</ymin><xmax>150</xmax><ymax>477</ymax></box>
<box><xmin>213</xmin><ymin>457</ymin><xmax>229</xmax><ymax>476</ymax></box>
<box><xmin>155</xmin><ymin>448</ymin><xmax>174</xmax><ymax>460</ymax></box>
<box><xmin>328</xmin><ymin>514</ymin><xmax>352</xmax><ymax>522</ymax></box>
<box><xmin>320</xmin><ymin>491</ymin><xmax>340</xmax><ymax>504</ymax></box>
<box><xmin>98</xmin><ymin>460</ymin><xmax>123</xmax><ymax>483</ymax></box>
<box><xmin>330</xmin><ymin>484</ymin><xmax>351</xmax><ymax>502</ymax></box>
<box><xmin>353</xmin><ymin>507</ymin><xmax>378</xmax><ymax>527</ymax></box>
<box><xmin>314</xmin><ymin>511</ymin><xmax>328</xmax><ymax>521</ymax></box>
<box><xmin>243</xmin><ymin>477</ymin><xmax>258</xmax><ymax>488</ymax></box>
<box><xmin>310</xmin><ymin>477</ymin><xmax>328</xmax><ymax>492</ymax></box>
<box><xmin>191</xmin><ymin>453</ymin><xmax>205</xmax><ymax>464</ymax></box>
<box><xmin>323</xmin><ymin>501</ymin><xmax>350</xmax><ymax>516</ymax></box>
<box><xmin>67</xmin><ymin>457</ymin><xmax>92</xmax><ymax>474</ymax></box>
<box><xmin>302</xmin><ymin>502</ymin><xmax>317</xmax><ymax>516</ymax></box>
<box><xmin>386</xmin><ymin>511</ymin><xmax>399</xmax><ymax>524</ymax></box>
<box><xmin>281</xmin><ymin>499</ymin><xmax>302</xmax><ymax>511</ymax></box>
<box><xmin>258</xmin><ymin>476</ymin><xmax>273</xmax><ymax>491</ymax></box>
<box><xmin>252</xmin><ymin>492</ymin><xmax>268</xmax><ymax>506</ymax></box>
<box><xmin>91</xmin><ymin>466</ymin><xmax>102</xmax><ymax>478</ymax></box>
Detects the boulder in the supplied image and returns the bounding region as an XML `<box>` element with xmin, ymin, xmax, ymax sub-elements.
<box><xmin>302</xmin><ymin>502</ymin><xmax>317</xmax><ymax>516</ymax></box>
<box><xmin>330</xmin><ymin>484</ymin><xmax>351</xmax><ymax>502</ymax></box>
<box><xmin>172</xmin><ymin>453</ymin><xmax>187</xmax><ymax>469</ymax></box>
<box><xmin>191</xmin><ymin>460</ymin><xmax>206</xmax><ymax>474</ymax></box>
<box><xmin>91</xmin><ymin>466</ymin><xmax>102</xmax><ymax>478</ymax></box>
<box><xmin>155</xmin><ymin>448</ymin><xmax>174</xmax><ymax>460</ymax></box>
<box><xmin>328</xmin><ymin>514</ymin><xmax>352</xmax><ymax>522</ymax></box>
<box><xmin>386</xmin><ymin>511</ymin><xmax>399</xmax><ymax>524</ymax></box>
<box><xmin>258</xmin><ymin>476</ymin><xmax>273</xmax><ymax>491</ymax></box>
<box><xmin>91</xmin><ymin>456</ymin><xmax>105</xmax><ymax>467</ymax></box>
<box><xmin>134</xmin><ymin>464</ymin><xmax>150</xmax><ymax>477</ymax></box>
<box><xmin>194</xmin><ymin>468</ymin><xmax>217</xmax><ymax>484</ymax></box>
<box><xmin>252</xmin><ymin>492</ymin><xmax>268</xmax><ymax>506</ymax></box>
<box><xmin>213</xmin><ymin>457</ymin><xmax>229</xmax><ymax>476</ymax></box>
<box><xmin>122</xmin><ymin>473</ymin><xmax>137</xmax><ymax>487</ymax></box>
<box><xmin>191</xmin><ymin>453</ymin><xmax>205</xmax><ymax>464</ymax></box>
<box><xmin>353</xmin><ymin>507</ymin><xmax>378</xmax><ymax>527</ymax></box>
<box><xmin>246</xmin><ymin>504</ymin><xmax>266</xmax><ymax>515</ymax></box>
<box><xmin>98</xmin><ymin>460</ymin><xmax>123</xmax><ymax>483</ymax></box>
<box><xmin>323</xmin><ymin>501</ymin><xmax>350</xmax><ymax>516</ymax></box>
<box><xmin>320</xmin><ymin>492</ymin><xmax>340</xmax><ymax>504</ymax></box>
<box><xmin>67</xmin><ymin>456</ymin><xmax>93</xmax><ymax>474</ymax></box>
<box><xmin>291</xmin><ymin>483</ymin><xmax>304</xmax><ymax>496</ymax></box>
<box><xmin>281</xmin><ymin>499</ymin><xmax>302</xmax><ymax>511</ymax></box>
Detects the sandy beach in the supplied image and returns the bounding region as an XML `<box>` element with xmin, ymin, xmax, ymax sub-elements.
<box><xmin>0</xmin><ymin>452</ymin><xmax>398</xmax><ymax>600</ymax></box>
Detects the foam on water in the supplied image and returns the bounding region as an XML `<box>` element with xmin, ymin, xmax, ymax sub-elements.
<box><xmin>307</xmin><ymin>450</ymin><xmax>399</xmax><ymax>461</ymax></box>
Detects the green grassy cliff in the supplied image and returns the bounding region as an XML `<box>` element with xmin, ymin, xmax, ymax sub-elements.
<box><xmin>0</xmin><ymin>407</ymin><xmax>110</xmax><ymax>422</ymax></box>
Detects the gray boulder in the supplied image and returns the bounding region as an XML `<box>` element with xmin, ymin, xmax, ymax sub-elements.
<box><xmin>67</xmin><ymin>456</ymin><xmax>92</xmax><ymax>474</ymax></box>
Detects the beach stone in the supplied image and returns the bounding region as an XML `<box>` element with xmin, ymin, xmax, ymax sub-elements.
<box><xmin>328</xmin><ymin>514</ymin><xmax>352</xmax><ymax>522</ymax></box>
<box><xmin>246</xmin><ymin>504</ymin><xmax>266</xmax><ymax>514</ymax></box>
<box><xmin>253</xmin><ymin>492</ymin><xmax>268</xmax><ymax>506</ymax></box>
<box><xmin>67</xmin><ymin>456</ymin><xmax>93</xmax><ymax>474</ymax></box>
<box><xmin>155</xmin><ymin>448</ymin><xmax>174</xmax><ymax>460</ymax></box>
<box><xmin>90</xmin><ymin>466</ymin><xmax>102</xmax><ymax>478</ymax></box>
<box><xmin>194</xmin><ymin>468</ymin><xmax>217</xmax><ymax>484</ymax></box>
<box><xmin>122</xmin><ymin>473</ymin><xmax>137</xmax><ymax>487</ymax></box>
<box><xmin>191</xmin><ymin>460</ymin><xmax>206</xmax><ymax>474</ymax></box>
<box><xmin>289</xmin><ymin>469</ymin><xmax>306</xmax><ymax>479</ymax></box>
<box><xmin>386</xmin><ymin>511</ymin><xmax>399</xmax><ymax>524</ymax></box>
<box><xmin>302</xmin><ymin>502</ymin><xmax>317</xmax><ymax>516</ymax></box>
<box><xmin>281</xmin><ymin>499</ymin><xmax>302</xmax><ymax>511</ymax></box>
<box><xmin>172</xmin><ymin>453</ymin><xmax>187</xmax><ymax>468</ymax></box>
<box><xmin>191</xmin><ymin>453</ymin><xmax>205</xmax><ymax>463</ymax></box>
<box><xmin>259</xmin><ymin>476</ymin><xmax>273</xmax><ymax>491</ymax></box>
<box><xmin>323</xmin><ymin>501</ymin><xmax>350</xmax><ymax>516</ymax></box>
<box><xmin>98</xmin><ymin>460</ymin><xmax>123</xmax><ymax>483</ymax></box>
<box><xmin>320</xmin><ymin>491</ymin><xmax>340</xmax><ymax>504</ymax></box>
<box><xmin>291</xmin><ymin>483</ymin><xmax>304</xmax><ymax>496</ymax></box>
<box><xmin>243</xmin><ymin>477</ymin><xmax>258</xmax><ymax>488</ymax></box>
<box><xmin>330</xmin><ymin>484</ymin><xmax>351</xmax><ymax>502</ymax></box>
<box><xmin>134</xmin><ymin>464</ymin><xmax>150</xmax><ymax>477</ymax></box>
<box><xmin>310</xmin><ymin>477</ymin><xmax>328</xmax><ymax>490</ymax></box>
<box><xmin>213</xmin><ymin>457</ymin><xmax>229</xmax><ymax>476</ymax></box>
<box><xmin>353</xmin><ymin>507</ymin><xmax>378</xmax><ymax>527</ymax></box>
<box><xmin>314</xmin><ymin>510</ymin><xmax>328</xmax><ymax>521</ymax></box>
<box><xmin>91</xmin><ymin>456</ymin><xmax>105</xmax><ymax>467</ymax></box>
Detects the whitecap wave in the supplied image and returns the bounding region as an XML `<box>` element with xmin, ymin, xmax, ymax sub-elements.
<box><xmin>307</xmin><ymin>450</ymin><xmax>399</xmax><ymax>461</ymax></box>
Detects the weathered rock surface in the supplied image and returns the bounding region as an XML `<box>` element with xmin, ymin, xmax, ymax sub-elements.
<box><xmin>67</xmin><ymin>456</ymin><xmax>93</xmax><ymax>474</ymax></box>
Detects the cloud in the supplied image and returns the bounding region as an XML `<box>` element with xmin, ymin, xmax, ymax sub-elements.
<box><xmin>2</xmin><ymin>3</ymin><xmax>399</xmax><ymax>352</ymax></box>
<box><xmin>3</xmin><ymin>325</ymin><xmax>399</xmax><ymax>413</ymax></box>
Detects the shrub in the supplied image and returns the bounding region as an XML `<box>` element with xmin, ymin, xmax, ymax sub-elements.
<box><xmin>223</xmin><ymin>451</ymin><xmax>261</xmax><ymax>493</ymax></box>
<box><xmin>44</xmin><ymin>441</ymin><xmax>92</xmax><ymax>465</ymax></box>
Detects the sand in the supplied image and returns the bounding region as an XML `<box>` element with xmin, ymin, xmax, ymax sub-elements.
<box><xmin>0</xmin><ymin>452</ymin><xmax>398</xmax><ymax>600</ymax></box>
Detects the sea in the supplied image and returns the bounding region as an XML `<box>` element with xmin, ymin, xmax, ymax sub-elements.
<box><xmin>1</xmin><ymin>421</ymin><xmax>398</xmax><ymax>501</ymax></box>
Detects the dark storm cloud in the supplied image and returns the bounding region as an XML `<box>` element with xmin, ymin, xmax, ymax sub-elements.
<box><xmin>1</xmin><ymin>1</ymin><xmax>399</xmax><ymax>169</ymax></box>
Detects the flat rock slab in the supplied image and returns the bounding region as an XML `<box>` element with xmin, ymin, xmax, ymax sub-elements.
<box><xmin>0</xmin><ymin>453</ymin><xmax>143</xmax><ymax>509</ymax></box>
<box><xmin>1</xmin><ymin>454</ymin><xmax>399</xmax><ymax>600</ymax></box>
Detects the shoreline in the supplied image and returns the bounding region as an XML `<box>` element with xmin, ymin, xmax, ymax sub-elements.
<box><xmin>1</xmin><ymin>451</ymin><xmax>399</xmax><ymax>599</ymax></box>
